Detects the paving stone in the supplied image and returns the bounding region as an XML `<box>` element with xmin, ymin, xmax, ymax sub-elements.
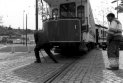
<box><xmin>0</xmin><ymin>51</ymin><xmax>76</xmax><ymax>83</ymax></box>
<box><xmin>1</xmin><ymin>49</ymin><xmax>123</xmax><ymax>83</ymax></box>
<box><xmin>74</xmin><ymin>81</ymin><xmax>81</xmax><ymax>83</ymax></box>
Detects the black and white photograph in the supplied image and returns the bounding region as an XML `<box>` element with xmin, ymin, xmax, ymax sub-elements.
<box><xmin>0</xmin><ymin>0</ymin><xmax>123</xmax><ymax>83</ymax></box>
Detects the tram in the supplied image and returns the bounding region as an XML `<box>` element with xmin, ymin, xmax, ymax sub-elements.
<box><xmin>95</xmin><ymin>24</ymin><xmax>108</xmax><ymax>50</ymax></box>
<box><xmin>42</xmin><ymin>0</ymin><xmax>96</xmax><ymax>53</ymax></box>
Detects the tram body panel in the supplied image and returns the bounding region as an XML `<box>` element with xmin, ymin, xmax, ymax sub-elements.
<box><xmin>44</xmin><ymin>19</ymin><xmax>81</xmax><ymax>42</ymax></box>
<box><xmin>44</xmin><ymin>20</ymin><xmax>58</xmax><ymax>41</ymax></box>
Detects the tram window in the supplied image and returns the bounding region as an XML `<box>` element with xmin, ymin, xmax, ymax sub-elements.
<box><xmin>77</xmin><ymin>5</ymin><xmax>85</xmax><ymax>23</ymax></box>
<box><xmin>52</xmin><ymin>8</ymin><xmax>58</xmax><ymax>19</ymax></box>
<box><xmin>101</xmin><ymin>30</ymin><xmax>102</xmax><ymax>34</ymax></box>
<box><xmin>60</xmin><ymin>2</ymin><xmax>76</xmax><ymax>18</ymax></box>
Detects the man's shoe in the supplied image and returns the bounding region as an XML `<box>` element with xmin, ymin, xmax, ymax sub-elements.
<box><xmin>34</xmin><ymin>60</ymin><xmax>41</xmax><ymax>63</ymax></box>
<box><xmin>106</xmin><ymin>67</ymin><xmax>119</xmax><ymax>70</ymax></box>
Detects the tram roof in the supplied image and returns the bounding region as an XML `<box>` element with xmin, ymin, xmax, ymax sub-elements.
<box><xmin>44</xmin><ymin>0</ymin><xmax>88</xmax><ymax>6</ymax></box>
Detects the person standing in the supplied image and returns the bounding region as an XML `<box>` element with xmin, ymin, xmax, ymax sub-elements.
<box><xmin>106</xmin><ymin>13</ymin><xmax>122</xmax><ymax>70</ymax></box>
<box><xmin>34</xmin><ymin>30</ymin><xmax>58</xmax><ymax>63</ymax></box>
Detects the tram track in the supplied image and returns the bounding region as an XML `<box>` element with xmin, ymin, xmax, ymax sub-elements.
<box><xmin>43</xmin><ymin>57</ymin><xmax>79</xmax><ymax>83</ymax></box>
<box><xmin>43</xmin><ymin>50</ymin><xmax>97</xmax><ymax>83</ymax></box>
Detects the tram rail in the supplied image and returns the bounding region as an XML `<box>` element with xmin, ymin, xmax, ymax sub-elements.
<box><xmin>43</xmin><ymin>57</ymin><xmax>79</xmax><ymax>83</ymax></box>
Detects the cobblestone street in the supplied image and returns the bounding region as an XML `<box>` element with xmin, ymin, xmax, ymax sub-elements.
<box><xmin>52</xmin><ymin>49</ymin><xmax>123</xmax><ymax>83</ymax></box>
<box><xmin>0</xmin><ymin>50</ymin><xmax>77</xmax><ymax>83</ymax></box>
<box><xmin>1</xmin><ymin>0</ymin><xmax>123</xmax><ymax>82</ymax></box>
<box><xmin>0</xmin><ymin>49</ymin><xmax>123</xmax><ymax>83</ymax></box>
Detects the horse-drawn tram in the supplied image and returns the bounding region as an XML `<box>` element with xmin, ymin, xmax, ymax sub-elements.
<box><xmin>42</xmin><ymin>0</ymin><xmax>96</xmax><ymax>53</ymax></box>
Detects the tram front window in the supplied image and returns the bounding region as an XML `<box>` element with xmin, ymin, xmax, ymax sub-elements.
<box><xmin>77</xmin><ymin>5</ymin><xmax>85</xmax><ymax>23</ymax></box>
<box><xmin>60</xmin><ymin>2</ymin><xmax>76</xmax><ymax>18</ymax></box>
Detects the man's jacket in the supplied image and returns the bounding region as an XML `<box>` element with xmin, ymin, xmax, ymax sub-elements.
<box><xmin>107</xmin><ymin>19</ymin><xmax>122</xmax><ymax>42</ymax></box>
<box><xmin>34</xmin><ymin>30</ymin><xmax>49</xmax><ymax>45</ymax></box>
